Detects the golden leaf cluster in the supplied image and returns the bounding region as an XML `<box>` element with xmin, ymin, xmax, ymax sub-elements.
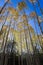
<box><xmin>30</xmin><ymin>12</ymin><xmax>36</xmax><ymax>17</ymax></box>
<box><xmin>18</xmin><ymin>2</ymin><xmax>26</xmax><ymax>11</ymax></box>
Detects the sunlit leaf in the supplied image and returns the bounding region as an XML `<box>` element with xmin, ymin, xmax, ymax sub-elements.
<box><xmin>29</xmin><ymin>0</ymin><xmax>37</xmax><ymax>3</ymax></box>
<box><xmin>30</xmin><ymin>12</ymin><xmax>36</xmax><ymax>17</ymax></box>
<box><xmin>18</xmin><ymin>2</ymin><xmax>26</xmax><ymax>11</ymax></box>
<box><xmin>17</xmin><ymin>22</ymin><xmax>24</xmax><ymax>29</ymax></box>
<box><xmin>21</xmin><ymin>14</ymin><xmax>27</xmax><ymax>20</ymax></box>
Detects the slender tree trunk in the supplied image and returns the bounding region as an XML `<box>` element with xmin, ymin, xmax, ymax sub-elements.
<box><xmin>1</xmin><ymin>12</ymin><xmax>9</xmax><ymax>32</ymax></box>
<box><xmin>4</xmin><ymin>17</ymin><xmax>12</xmax><ymax>65</ymax></box>
<box><xmin>32</xmin><ymin>1</ymin><xmax>43</xmax><ymax>34</ymax></box>
<box><xmin>33</xmin><ymin>17</ymin><xmax>43</xmax><ymax>51</ymax></box>
<box><xmin>23</xmin><ymin>9</ymin><xmax>40</xmax><ymax>65</ymax></box>
<box><xmin>0</xmin><ymin>0</ymin><xmax>9</xmax><ymax>14</ymax></box>
<box><xmin>0</xmin><ymin>16</ymin><xmax>12</xmax><ymax>65</ymax></box>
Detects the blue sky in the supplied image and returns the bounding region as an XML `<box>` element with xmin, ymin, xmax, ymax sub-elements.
<box><xmin>0</xmin><ymin>0</ymin><xmax>43</xmax><ymax>34</ymax></box>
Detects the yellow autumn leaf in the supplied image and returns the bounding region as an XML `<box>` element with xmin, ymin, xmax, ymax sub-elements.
<box><xmin>21</xmin><ymin>14</ymin><xmax>27</xmax><ymax>20</ymax></box>
<box><xmin>18</xmin><ymin>2</ymin><xmax>26</xmax><ymax>11</ymax></box>
<box><xmin>30</xmin><ymin>12</ymin><xmax>36</xmax><ymax>17</ymax></box>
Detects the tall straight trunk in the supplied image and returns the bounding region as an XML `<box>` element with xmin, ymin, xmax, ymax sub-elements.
<box><xmin>22</xmin><ymin>8</ymin><xmax>34</xmax><ymax>65</ymax></box>
<box><xmin>33</xmin><ymin>17</ymin><xmax>43</xmax><ymax>51</ymax></box>
<box><xmin>23</xmin><ymin>8</ymin><xmax>40</xmax><ymax>65</ymax></box>
<box><xmin>25</xmin><ymin>1</ymin><xmax>41</xmax><ymax>65</ymax></box>
<box><xmin>1</xmin><ymin>11</ymin><xmax>9</xmax><ymax>50</ymax></box>
<box><xmin>23</xmin><ymin>9</ymin><xmax>34</xmax><ymax>52</ymax></box>
<box><xmin>17</xmin><ymin>1</ymin><xmax>34</xmax><ymax>65</ymax></box>
<box><xmin>23</xmin><ymin>20</ymin><xmax>31</xmax><ymax>65</ymax></box>
<box><xmin>0</xmin><ymin>16</ymin><xmax>12</xmax><ymax>65</ymax></box>
<box><xmin>31</xmin><ymin>2</ymin><xmax>43</xmax><ymax>51</ymax></box>
<box><xmin>26</xmin><ymin>0</ymin><xmax>43</xmax><ymax>49</ymax></box>
<box><xmin>1</xmin><ymin>12</ymin><xmax>9</xmax><ymax>31</ymax></box>
<box><xmin>24</xmin><ymin>0</ymin><xmax>43</xmax><ymax>51</ymax></box>
<box><xmin>20</xmin><ymin>31</ymin><xmax>23</xmax><ymax>65</ymax></box>
<box><xmin>22</xmin><ymin>0</ymin><xmax>36</xmax><ymax>52</ymax></box>
<box><xmin>1</xmin><ymin>29</ymin><xmax>7</xmax><ymax>50</ymax></box>
<box><xmin>32</xmin><ymin>1</ymin><xmax>43</xmax><ymax>34</ymax></box>
<box><xmin>17</xmin><ymin>21</ymin><xmax>24</xmax><ymax>65</ymax></box>
<box><xmin>15</xmin><ymin>0</ymin><xmax>25</xmax><ymax>65</ymax></box>
<box><xmin>16</xmin><ymin>0</ymin><xmax>34</xmax><ymax>65</ymax></box>
<box><xmin>0</xmin><ymin>0</ymin><xmax>9</xmax><ymax>14</ymax></box>
<box><xmin>4</xmin><ymin>19</ymin><xmax>12</xmax><ymax>65</ymax></box>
